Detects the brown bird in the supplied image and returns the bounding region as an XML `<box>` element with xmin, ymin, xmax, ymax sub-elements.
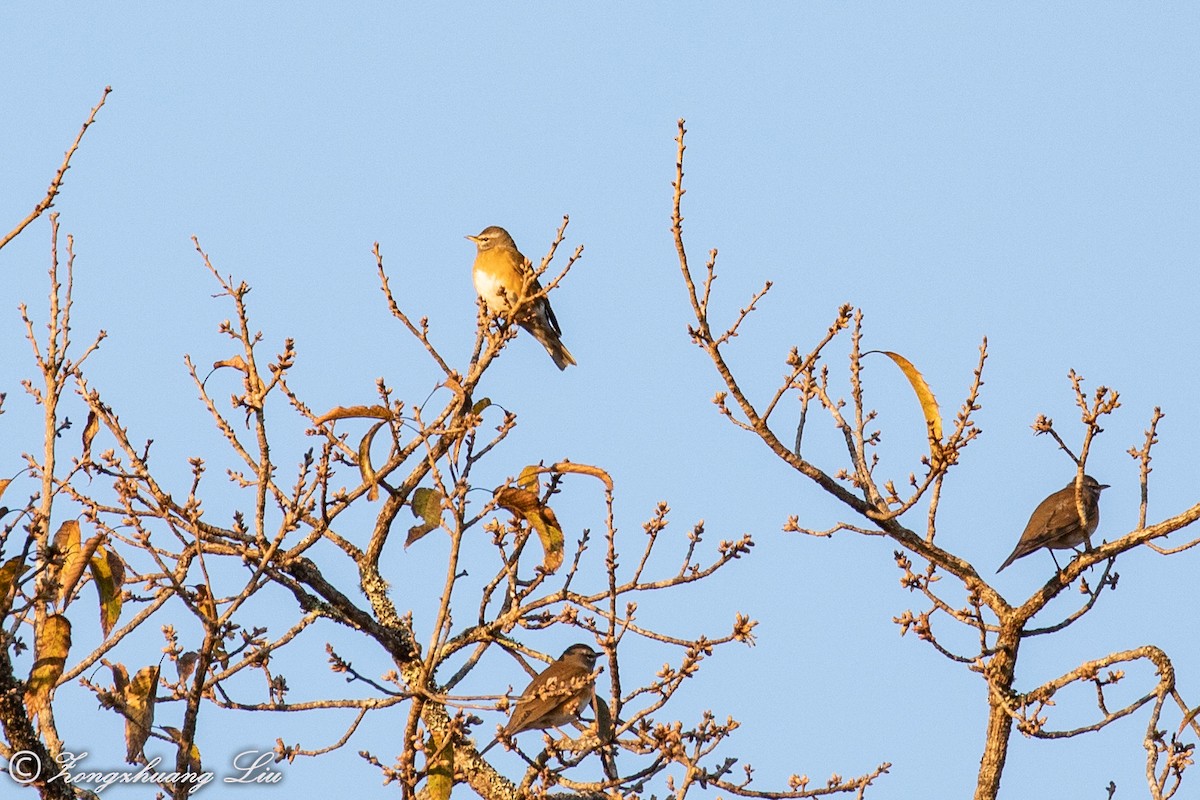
<box><xmin>466</xmin><ymin>226</ymin><xmax>577</xmax><ymax>370</ymax></box>
<box><xmin>479</xmin><ymin>643</ymin><xmax>601</xmax><ymax>754</ymax></box>
<box><xmin>997</xmin><ymin>474</ymin><xmax>1109</xmax><ymax>572</ymax></box>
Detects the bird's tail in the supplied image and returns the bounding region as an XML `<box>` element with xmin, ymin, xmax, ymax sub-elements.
<box><xmin>996</xmin><ymin>544</ymin><xmax>1024</xmax><ymax>573</ymax></box>
<box><xmin>525</xmin><ymin>320</ymin><xmax>577</xmax><ymax>370</ymax></box>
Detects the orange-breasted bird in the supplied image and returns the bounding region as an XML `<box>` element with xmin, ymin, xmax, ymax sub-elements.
<box><xmin>479</xmin><ymin>643</ymin><xmax>601</xmax><ymax>754</ymax></box>
<box><xmin>997</xmin><ymin>474</ymin><xmax>1109</xmax><ymax>572</ymax></box>
<box><xmin>466</xmin><ymin>226</ymin><xmax>576</xmax><ymax>370</ymax></box>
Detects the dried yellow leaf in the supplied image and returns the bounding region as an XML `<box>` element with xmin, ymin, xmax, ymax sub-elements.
<box><xmin>494</xmin><ymin>483</ymin><xmax>564</xmax><ymax>573</ymax></box>
<box><xmin>81</xmin><ymin>410</ymin><xmax>100</xmax><ymax>461</ymax></box>
<box><xmin>0</xmin><ymin>555</ymin><xmax>28</xmax><ymax>618</ymax></box>
<box><xmin>59</xmin><ymin>533</ymin><xmax>103</xmax><ymax>606</ymax></box>
<box><xmin>124</xmin><ymin>665</ymin><xmax>160</xmax><ymax>763</ymax></box>
<box><xmin>314</xmin><ymin>405</ymin><xmax>393</xmax><ymax>425</ymax></box>
<box><xmin>867</xmin><ymin>350</ymin><xmax>944</xmax><ymax>459</ymax></box>
<box><xmin>25</xmin><ymin>614</ymin><xmax>71</xmax><ymax>718</ymax></box>
<box><xmin>89</xmin><ymin>546</ymin><xmax>124</xmax><ymax>638</ymax></box>
<box><xmin>406</xmin><ymin>487</ymin><xmax>444</xmax><ymax>547</ymax></box>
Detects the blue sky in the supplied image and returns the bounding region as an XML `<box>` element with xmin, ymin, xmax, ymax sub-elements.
<box><xmin>2</xmin><ymin>5</ymin><xmax>1199</xmax><ymax>798</ymax></box>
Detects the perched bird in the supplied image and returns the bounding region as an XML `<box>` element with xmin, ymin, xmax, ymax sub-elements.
<box><xmin>466</xmin><ymin>226</ymin><xmax>577</xmax><ymax>370</ymax></box>
<box><xmin>997</xmin><ymin>474</ymin><xmax>1109</xmax><ymax>573</ymax></box>
<box><xmin>479</xmin><ymin>643</ymin><xmax>602</xmax><ymax>754</ymax></box>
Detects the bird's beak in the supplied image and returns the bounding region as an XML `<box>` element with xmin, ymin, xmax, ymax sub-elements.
<box><xmin>1099</xmin><ymin>484</ymin><xmax>1111</xmax><ymax>490</ymax></box>
<box><xmin>465</xmin><ymin>234</ymin><xmax>479</xmax><ymax>243</ymax></box>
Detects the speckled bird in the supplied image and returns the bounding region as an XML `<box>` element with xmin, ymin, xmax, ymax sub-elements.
<box><xmin>479</xmin><ymin>644</ymin><xmax>601</xmax><ymax>754</ymax></box>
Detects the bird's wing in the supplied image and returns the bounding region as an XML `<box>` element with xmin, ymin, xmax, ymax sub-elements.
<box><xmin>541</xmin><ymin>295</ymin><xmax>563</xmax><ymax>336</ymax></box>
<box><xmin>503</xmin><ymin>695</ymin><xmax>549</xmax><ymax>735</ymax></box>
<box><xmin>1024</xmin><ymin>501</ymin><xmax>1086</xmax><ymax>550</ymax></box>
<box><xmin>504</xmin><ymin>668</ymin><xmax>567</xmax><ymax>734</ymax></box>
<box><xmin>510</xmin><ymin>254</ymin><xmax>563</xmax><ymax>335</ymax></box>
